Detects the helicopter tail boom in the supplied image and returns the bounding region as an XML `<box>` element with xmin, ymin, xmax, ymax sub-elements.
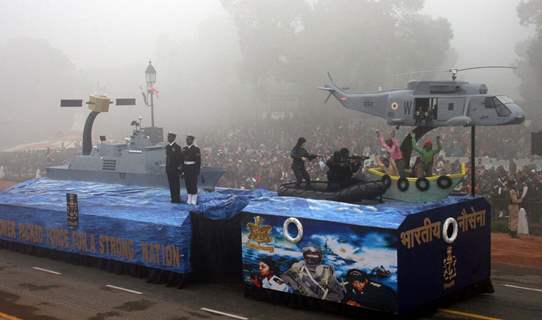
<box><xmin>319</xmin><ymin>72</ymin><xmax>348</xmax><ymax>103</ymax></box>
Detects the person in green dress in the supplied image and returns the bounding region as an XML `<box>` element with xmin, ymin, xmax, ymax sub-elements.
<box><xmin>411</xmin><ymin>132</ymin><xmax>441</xmax><ymax>177</ymax></box>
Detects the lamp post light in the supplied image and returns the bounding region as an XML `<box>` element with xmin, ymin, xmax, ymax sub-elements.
<box><xmin>145</xmin><ymin>60</ymin><xmax>157</xmax><ymax>127</ymax></box>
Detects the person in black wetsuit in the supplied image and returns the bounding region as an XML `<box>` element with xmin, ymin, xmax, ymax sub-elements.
<box><xmin>290</xmin><ymin>137</ymin><xmax>317</xmax><ymax>188</ymax></box>
<box><xmin>327</xmin><ymin>148</ymin><xmax>364</xmax><ymax>188</ymax></box>
<box><xmin>326</xmin><ymin>151</ymin><xmax>342</xmax><ymax>189</ymax></box>
<box><xmin>165</xmin><ymin>132</ymin><xmax>183</xmax><ymax>203</ymax></box>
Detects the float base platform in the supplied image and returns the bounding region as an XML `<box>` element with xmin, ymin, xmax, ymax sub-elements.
<box><xmin>0</xmin><ymin>178</ymin><xmax>269</xmax><ymax>283</ymax></box>
<box><xmin>240</xmin><ymin>196</ymin><xmax>492</xmax><ymax>315</ymax></box>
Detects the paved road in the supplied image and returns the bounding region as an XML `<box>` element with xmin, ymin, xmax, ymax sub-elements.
<box><xmin>0</xmin><ymin>249</ymin><xmax>541</xmax><ymax>320</ymax></box>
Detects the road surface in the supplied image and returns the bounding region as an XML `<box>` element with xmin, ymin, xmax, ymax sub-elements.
<box><xmin>0</xmin><ymin>249</ymin><xmax>541</xmax><ymax>320</ymax></box>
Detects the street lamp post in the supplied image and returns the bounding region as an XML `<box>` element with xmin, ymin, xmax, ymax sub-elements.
<box><xmin>145</xmin><ymin>61</ymin><xmax>157</xmax><ymax>127</ymax></box>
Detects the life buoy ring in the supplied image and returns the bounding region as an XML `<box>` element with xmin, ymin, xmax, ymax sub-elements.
<box><xmin>397</xmin><ymin>178</ymin><xmax>409</xmax><ymax>192</ymax></box>
<box><xmin>415</xmin><ymin>177</ymin><xmax>430</xmax><ymax>191</ymax></box>
<box><xmin>381</xmin><ymin>175</ymin><xmax>392</xmax><ymax>190</ymax></box>
<box><xmin>442</xmin><ymin>217</ymin><xmax>458</xmax><ymax>244</ymax></box>
<box><xmin>283</xmin><ymin>217</ymin><xmax>303</xmax><ymax>243</ymax></box>
<box><xmin>437</xmin><ymin>176</ymin><xmax>453</xmax><ymax>189</ymax></box>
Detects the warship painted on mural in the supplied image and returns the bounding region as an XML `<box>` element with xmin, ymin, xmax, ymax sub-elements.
<box><xmin>47</xmin><ymin>95</ymin><xmax>224</xmax><ymax>190</ymax></box>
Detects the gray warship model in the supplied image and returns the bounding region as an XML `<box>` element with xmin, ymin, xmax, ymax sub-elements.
<box><xmin>47</xmin><ymin>95</ymin><xmax>224</xmax><ymax>190</ymax></box>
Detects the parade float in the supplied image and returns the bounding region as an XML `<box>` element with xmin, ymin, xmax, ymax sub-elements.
<box><xmin>0</xmin><ymin>92</ymin><xmax>237</xmax><ymax>286</ymax></box>
<box><xmin>0</xmin><ymin>68</ymin><xmax>527</xmax><ymax>316</ymax></box>
<box><xmin>241</xmin><ymin>69</ymin><xmax>525</xmax><ymax>315</ymax></box>
<box><xmin>240</xmin><ymin>195</ymin><xmax>491</xmax><ymax>315</ymax></box>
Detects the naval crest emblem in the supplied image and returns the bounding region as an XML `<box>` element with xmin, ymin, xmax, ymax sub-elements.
<box><xmin>246</xmin><ymin>216</ymin><xmax>274</xmax><ymax>253</ymax></box>
<box><xmin>443</xmin><ymin>245</ymin><xmax>457</xmax><ymax>289</ymax></box>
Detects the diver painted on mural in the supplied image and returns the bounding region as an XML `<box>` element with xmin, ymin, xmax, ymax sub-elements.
<box><xmin>280</xmin><ymin>245</ymin><xmax>344</xmax><ymax>302</ymax></box>
<box><xmin>250</xmin><ymin>257</ymin><xmax>291</xmax><ymax>292</ymax></box>
<box><xmin>342</xmin><ymin>269</ymin><xmax>397</xmax><ymax>312</ymax></box>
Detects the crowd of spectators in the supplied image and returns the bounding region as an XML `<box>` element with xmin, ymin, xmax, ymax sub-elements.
<box><xmin>0</xmin><ymin>118</ymin><xmax>540</xmax><ymax>228</ymax></box>
<box><xmin>0</xmin><ymin>148</ymin><xmax>77</xmax><ymax>180</ymax></box>
<box><xmin>199</xmin><ymin>119</ymin><xmax>533</xmax><ymax>189</ymax></box>
<box><xmin>475</xmin><ymin>163</ymin><xmax>542</xmax><ymax>227</ymax></box>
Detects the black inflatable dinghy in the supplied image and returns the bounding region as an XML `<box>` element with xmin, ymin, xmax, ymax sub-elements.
<box><xmin>278</xmin><ymin>180</ymin><xmax>386</xmax><ymax>203</ymax></box>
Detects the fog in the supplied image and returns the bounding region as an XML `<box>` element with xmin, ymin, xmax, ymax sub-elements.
<box><xmin>423</xmin><ymin>0</ymin><xmax>532</xmax><ymax>95</ymax></box>
<box><xmin>0</xmin><ymin>0</ymin><xmax>539</xmax><ymax>149</ymax></box>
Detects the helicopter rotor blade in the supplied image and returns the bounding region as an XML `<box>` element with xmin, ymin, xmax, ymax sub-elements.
<box><xmin>327</xmin><ymin>72</ymin><xmax>335</xmax><ymax>84</ymax></box>
<box><xmin>455</xmin><ymin>65</ymin><xmax>517</xmax><ymax>72</ymax></box>
<box><xmin>393</xmin><ymin>69</ymin><xmax>449</xmax><ymax>78</ymax></box>
<box><xmin>324</xmin><ymin>92</ymin><xmax>332</xmax><ymax>104</ymax></box>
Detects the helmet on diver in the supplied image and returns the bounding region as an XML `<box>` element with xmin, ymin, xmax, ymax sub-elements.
<box><xmin>340</xmin><ymin>148</ymin><xmax>350</xmax><ymax>157</ymax></box>
<box><xmin>346</xmin><ymin>269</ymin><xmax>369</xmax><ymax>282</ymax></box>
<box><xmin>302</xmin><ymin>245</ymin><xmax>323</xmax><ymax>266</ymax></box>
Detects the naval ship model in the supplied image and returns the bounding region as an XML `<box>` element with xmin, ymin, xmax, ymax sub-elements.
<box><xmin>47</xmin><ymin>95</ymin><xmax>224</xmax><ymax>190</ymax></box>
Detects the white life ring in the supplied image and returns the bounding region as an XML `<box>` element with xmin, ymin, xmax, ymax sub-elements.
<box><xmin>442</xmin><ymin>217</ymin><xmax>458</xmax><ymax>244</ymax></box>
<box><xmin>391</xmin><ymin>102</ymin><xmax>399</xmax><ymax>110</ymax></box>
<box><xmin>283</xmin><ymin>217</ymin><xmax>303</xmax><ymax>243</ymax></box>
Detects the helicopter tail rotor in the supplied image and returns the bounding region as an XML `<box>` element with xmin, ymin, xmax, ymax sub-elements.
<box><xmin>327</xmin><ymin>72</ymin><xmax>335</xmax><ymax>85</ymax></box>
<box><xmin>319</xmin><ymin>72</ymin><xmax>348</xmax><ymax>103</ymax></box>
<box><xmin>324</xmin><ymin>91</ymin><xmax>333</xmax><ymax>103</ymax></box>
<box><xmin>318</xmin><ymin>86</ymin><xmax>335</xmax><ymax>103</ymax></box>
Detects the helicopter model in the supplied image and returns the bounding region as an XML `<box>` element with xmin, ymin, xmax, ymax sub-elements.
<box><xmin>319</xmin><ymin>67</ymin><xmax>525</xmax><ymax>128</ymax></box>
<box><xmin>318</xmin><ymin>67</ymin><xmax>526</xmax><ymax>201</ymax></box>
<box><xmin>320</xmin><ymin>67</ymin><xmax>526</xmax><ymax>168</ymax></box>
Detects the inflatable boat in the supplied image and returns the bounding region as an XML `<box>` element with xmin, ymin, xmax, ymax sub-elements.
<box><xmin>277</xmin><ymin>180</ymin><xmax>387</xmax><ymax>203</ymax></box>
<box><xmin>366</xmin><ymin>164</ymin><xmax>467</xmax><ymax>202</ymax></box>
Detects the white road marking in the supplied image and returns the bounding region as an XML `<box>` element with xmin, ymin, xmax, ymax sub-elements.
<box><xmin>32</xmin><ymin>267</ymin><xmax>62</xmax><ymax>275</ymax></box>
<box><xmin>200</xmin><ymin>307</ymin><xmax>248</xmax><ymax>320</ymax></box>
<box><xmin>504</xmin><ymin>284</ymin><xmax>542</xmax><ymax>293</ymax></box>
<box><xmin>105</xmin><ymin>284</ymin><xmax>143</xmax><ymax>295</ymax></box>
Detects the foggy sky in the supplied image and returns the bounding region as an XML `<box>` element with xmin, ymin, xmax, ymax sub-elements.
<box><xmin>423</xmin><ymin>0</ymin><xmax>533</xmax><ymax>95</ymax></box>
<box><xmin>0</xmin><ymin>0</ymin><xmax>223</xmax><ymax>68</ymax></box>
<box><xmin>1</xmin><ymin>1</ymin><xmax>532</xmax><ymax>75</ymax></box>
<box><xmin>0</xmin><ymin>0</ymin><xmax>535</xmax><ymax>148</ymax></box>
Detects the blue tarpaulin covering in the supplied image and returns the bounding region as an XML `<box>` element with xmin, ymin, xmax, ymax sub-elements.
<box><xmin>244</xmin><ymin>194</ymin><xmax>476</xmax><ymax>229</ymax></box>
<box><xmin>0</xmin><ymin>178</ymin><xmax>276</xmax><ymax>222</ymax></box>
<box><xmin>0</xmin><ymin>178</ymin><xmax>273</xmax><ymax>273</ymax></box>
<box><xmin>0</xmin><ymin>178</ymin><xmax>473</xmax><ymax>229</ymax></box>
<box><xmin>0</xmin><ymin>177</ymin><xmax>482</xmax><ymax>287</ymax></box>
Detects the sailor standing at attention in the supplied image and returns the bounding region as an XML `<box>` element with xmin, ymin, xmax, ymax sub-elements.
<box><xmin>165</xmin><ymin>132</ymin><xmax>183</xmax><ymax>203</ymax></box>
<box><xmin>183</xmin><ymin>135</ymin><xmax>201</xmax><ymax>205</ymax></box>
